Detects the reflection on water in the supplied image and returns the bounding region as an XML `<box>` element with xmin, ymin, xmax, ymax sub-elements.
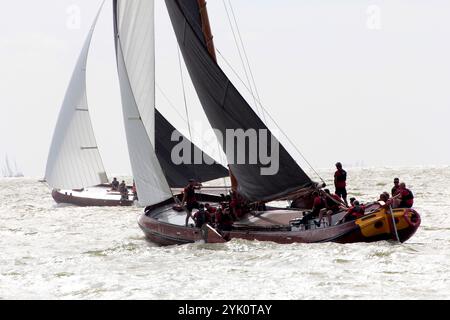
<box><xmin>1</xmin><ymin>166</ymin><xmax>450</xmax><ymax>299</ymax></box>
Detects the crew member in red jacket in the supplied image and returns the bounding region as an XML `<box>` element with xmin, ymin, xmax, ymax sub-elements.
<box><xmin>398</xmin><ymin>183</ymin><xmax>414</xmax><ymax>208</ymax></box>
<box><xmin>334</xmin><ymin>162</ymin><xmax>348</xmax><ymax>206</ymax></box>
<box><xmin>343</xmin><ymin>201</ymin><xmax>366</xmax><ymax>223</ymax></box>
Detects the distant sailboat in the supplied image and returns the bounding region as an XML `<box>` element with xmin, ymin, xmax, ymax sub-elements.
<box><xmin>46</xmin><ymin>1</ymin><xmax>228</xmax><ymax>207</ymax></box>
<box><xmin>2</xmin><ymin>154</ymin><xmax>24</xmax><ymax>178</ymax></box>
<box><xmin>137</xmin><ymin>0</ymin><xmax>421</xmax><ymax>245</ymax></box>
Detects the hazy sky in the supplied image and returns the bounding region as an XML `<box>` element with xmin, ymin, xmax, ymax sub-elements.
<box><xmin>1</xmin><ymin>0</ymin><xmax>450</xmax><ymax>178</ymax></box>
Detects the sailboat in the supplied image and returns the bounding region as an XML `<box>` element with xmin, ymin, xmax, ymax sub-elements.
<box><xmin>134</xmin><ymin>0</ymin><xmax>421</xmax><ymax>245</ymax></box>
<box><xmin>2</xmin><ymin>154</ymin><xmax>24</xmax><ymax>178</ymax></box>
<box><xmin>45</xmin><ymin>1</ymin><xmax>228</xmax><ymax>207</ymax></box>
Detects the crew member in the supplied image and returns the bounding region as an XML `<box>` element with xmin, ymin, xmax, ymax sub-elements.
<box><xmin>378</xmin><ymin>192</ymin><xmax>390</xmax><ymax>204</ymax></box>
<box><xmin>193</xmin><ymin>204</ymin><xmax>210</xmax><ymax>229</ymax></box>
<box><xmin>182</xmin><ymin>179</ymin><xmax>202</xmax><ymax>227</ymax></box>
<box><xmin>392</xmin><ymin>178</ymin><xmax>401</xmax><ymax>197</ymax></box>
<box><xmin>334</xmin><ymin>162</ymin><xmax>348</xmax><ymax>206</ymax></box>
<box><xmin>398</xmin><ymin>183</ymin><xmax>414</xmax><ymax>208</ymax></box>
<box><xmin>301</xmin><ymin>191</ymin><xmax>326</xmax><ymax>227</ymax></box>
<box><xmin>111</xmin><ymin>178</ymin><xmax>119</xmax><ymax>192</ymax></box>
<box><xmin>343</xmin><ymin>201</ymin><xmax>365</xmax><ymax>223</ymax></box>
<box><xmin>119</xmin><ymin>180</ymin><xmax>128</xmax><ymax>201</ymax></box>
<box><xmin>317</xmin><ymin>189</ymin><xmax>344</xmax><ymax>227</ymax></box>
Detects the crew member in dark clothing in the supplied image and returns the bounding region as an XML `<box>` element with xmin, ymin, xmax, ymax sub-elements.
<box><xmin>182</xmin><ymin>179</ymin><xmax>202</xmax><ymax>227</ymax></box>
<box><xmin>398</xmin><ymin>183</ymin><xmax>414</xmax><ymax>208</ymax></box>
<box><xmin>111</xmin><ymin>178</ymin><xmax>119</xmax><ymax>192</ymax></box>
<box><xmin>119</xmin><ymin>180</ymin><xmax>128</xmax><ymax>201</ymax></box>
<box><xmin>317</xmin><ymin>189</ymin><xmax>344</xmax><ymax>227</ymax></box>
<box><xmin>300</xmin><ymin>191</ymin><xmax>326</xmax><ymax>227</ymax></box>
<box><xmin>343</xmin><ymin>201</ymin><xmax>365</xmax><ymax>223</ymax></box>
<box><xmin>193</xmin><ymin>204</ymin><xmax>210</xmax><ymax>229</ymax></box>
<box><xmin>334</xmin><ymin>163</ymin><xmax>348</xmax><ymax>206</ymax></box>
<box><xmin>216</xmin><ymin>208</ymin><xmax>234</xmax><ymax>232</ymax></box>
<box><xmin>392</xmin><ymin>178</ymin><xmax>401</xmax><ymax>197</ymax></box>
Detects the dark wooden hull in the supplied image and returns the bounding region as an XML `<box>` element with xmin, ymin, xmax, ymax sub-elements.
<box><xmin>138</xmin><ymin>199</ymin><xmax>421</xmax><ymax>246</ymax></box>
<box><xmin>52</xmin><ymin>189</ymin><xmax>134</xmax><ymax>207</ymax></box>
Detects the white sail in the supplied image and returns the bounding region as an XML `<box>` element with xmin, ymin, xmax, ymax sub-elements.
<box><xmin>115</xmin><ymin>0</ymin><xmax>156</xmax><ymax>146</ymax></box>
<box><xmin>115</xmin><ymin>0</ymin><xmax>172</xmax><ymax>206</ymax></box>
<box><xmin>45</xmin><ymin>2</ymin><xmax>108</xmax><ymax>190</ymax></box>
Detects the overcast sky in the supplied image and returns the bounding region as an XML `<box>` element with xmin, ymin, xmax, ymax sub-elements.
<box><xmin>1</xmin><ymin>0</ymin><xmax>450</xmax><ymax>178</ymax></box>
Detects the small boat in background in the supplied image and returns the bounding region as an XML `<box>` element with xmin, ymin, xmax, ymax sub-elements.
<box><xmin>51</xmin><ymin>185</ymin><xmax>134</xmax><ymax>207</ymax></box>
<box><xmin>1</xmin><ymin>154</ymin><xmax>24</xmax><ymax>178</ymax></box>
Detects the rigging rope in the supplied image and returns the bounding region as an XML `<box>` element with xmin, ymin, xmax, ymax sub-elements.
<box><xmin>222</xmin><ymin>0</ymin><xmax>261</xmax><ymax>119</ymax></box>
<box><xmin>176</xmin><ymin>46</ymin><xmax>197</xmax><ymax>180</ymax></box>
<box><xmin>227</xmin><ymin>0</ymin><xmax>267</xmax><ymax>123</ymax></box>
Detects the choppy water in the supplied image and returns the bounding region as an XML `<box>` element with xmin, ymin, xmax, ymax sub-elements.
<box><xmin>1</xmin><ymin>166</ymin><xmax>449</xmax><ymax>300</ymax></box>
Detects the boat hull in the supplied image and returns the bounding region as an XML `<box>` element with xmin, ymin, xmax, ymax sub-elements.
<box><xmin>138</xmin><ymin>201</ymin><xmax>421</xmax><ymax>246</ymax></box>
<box><xmin>52</xmin><ymin>189</ymin><xmax>134</xmax><ymax>207</ymax></box>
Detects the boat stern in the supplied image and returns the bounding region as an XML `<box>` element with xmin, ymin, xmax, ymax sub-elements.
<box><xmin>354</xmin><ymin>207</ymin><xmax>421</xmax><ymax>243</ymax></box>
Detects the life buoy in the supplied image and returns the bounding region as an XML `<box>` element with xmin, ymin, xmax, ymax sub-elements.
<box><xmin>404</xmin><ymin>209</ymin><xmax>421</xmax><ymax>228</ymax></box>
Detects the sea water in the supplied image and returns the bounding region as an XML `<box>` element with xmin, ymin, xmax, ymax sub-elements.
<box><xmin>1</xmin><ymin>166</ymin><xmax>449</xmax><ymax>299</ymax></box>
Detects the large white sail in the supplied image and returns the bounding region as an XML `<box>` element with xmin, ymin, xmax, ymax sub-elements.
<box><xmin>45</xmin><ymin>2</ymin><xmax>108</xmax><ymax>190</ymax></box>
<box><xmin>115</xmin><ymin>0</ymin><xmax>172</xmax><ymax>206</ymax></box>
<box><xmin>115</xmin><ymin>0</ymin><xmax>156</xmax><ymax>146</ymax></box>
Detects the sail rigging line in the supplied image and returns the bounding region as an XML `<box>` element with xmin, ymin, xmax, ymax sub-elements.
<box><xmin>388</xmin><ymin>204</ymin><xmax>401</xmax><ymax>243</ymax></box>
<box><xmin>215</xmin><ymin>48</ymin><xmax>325</xmax><ymax>185</ymax></box>
<box><xmin>222</xmin><ymin>0</ymin><xmax>260</xmax><ymax>119</ymax></box>
<box><xmin>227</xmin><ymin>0</ymin><xmax>267</xmax><ymax>124</ymax></box>
<box><xmin>176</xmin><ymin>46</ymin><xmax>197</xmax><ymax>179</ymax></box>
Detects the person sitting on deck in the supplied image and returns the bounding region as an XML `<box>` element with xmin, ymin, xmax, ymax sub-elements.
<box><xmin>111</xmin><ymin>178</ymin><xmax>119</xmax><ymax>192</ymax></box>
<box><xmin>300</xmin><ymin>191</ymin><xmax>326</xmax><ymax>228</ymax></box>
<box><xmin>182</xmin><ymin>179</ymin><xmax>202</xmax><ymax>227</ymax></box>
<box><xmin>334</xmin><ymin>162</ymin><xmax>348</xmax><ymax>206</ymax></box>
<box><xmin>193</xmin><ymin>204</ymin><xmax>210</xmax><ymax>229</ymax></box>
<box><xmin>378</xmin><ymin>192</ymin><xmax>390</xmax><ymax>204</ymax></box>
<box><xmin>215</xmin><ymin>207</ymin><xmax>234</xmax><ymax>232</ymax></box>
<box><xmin>119</xmin><ymin>180</ymin><xmax>129</xmax><ymax>201</ymax></box>
<box><xmin>317</xmin><ymin>189</ymin><xmax>345</xmax><ymax>227</ymax></box>
<box><xmin>392</xmin><ymin>178</ymin><xmax>401</xmax><ymax>197</ymax></box>
<box><xmin>230</xmin><ymin>192</ymin><xmax>248</xmax><ymax>220</ymax></box>
<box><xmin>398</xmin><ymin>183</ymin><xmax>414</xmax><ymax>208</ymax></box>
<box><xmin>349</xmin><ymin>197</ymin><xmax>357</xmax><ymax>207</ymax></box>
<box><xmin>342</xmin><ymin>201</ymin><xmax>366</xmax><ymax>223</ymax></box>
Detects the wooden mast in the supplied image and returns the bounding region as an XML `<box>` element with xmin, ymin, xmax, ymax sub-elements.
<box><xmin>197</xmin><ymin>0</ymin><xmax>238</xmax><ymax>192</ymax></box>
<box><xmin>198</xmin><ymin>0</ymin><xmax>217</xmax><ymax>62</ymax></box>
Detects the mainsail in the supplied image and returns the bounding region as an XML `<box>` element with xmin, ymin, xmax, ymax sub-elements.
<box><xmin>45</xmin><ymin>2</ymin><xmax>108</xmax><ymax>190</ymax></box>
<box><xmin>164</xmin><ymin>0</ymin><xmax>314</xmax><ymax>202</ymax></box>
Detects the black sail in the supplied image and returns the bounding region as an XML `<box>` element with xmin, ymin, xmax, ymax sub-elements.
<box><xmin>155</xmin><ymin>110</ymin><xmax>229</xmax><ymax>188</ymax></box>
<box><xmin>165</xmin><ymin>0</ymin><xmax>314</xmax><ymax>202</ymax></box>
